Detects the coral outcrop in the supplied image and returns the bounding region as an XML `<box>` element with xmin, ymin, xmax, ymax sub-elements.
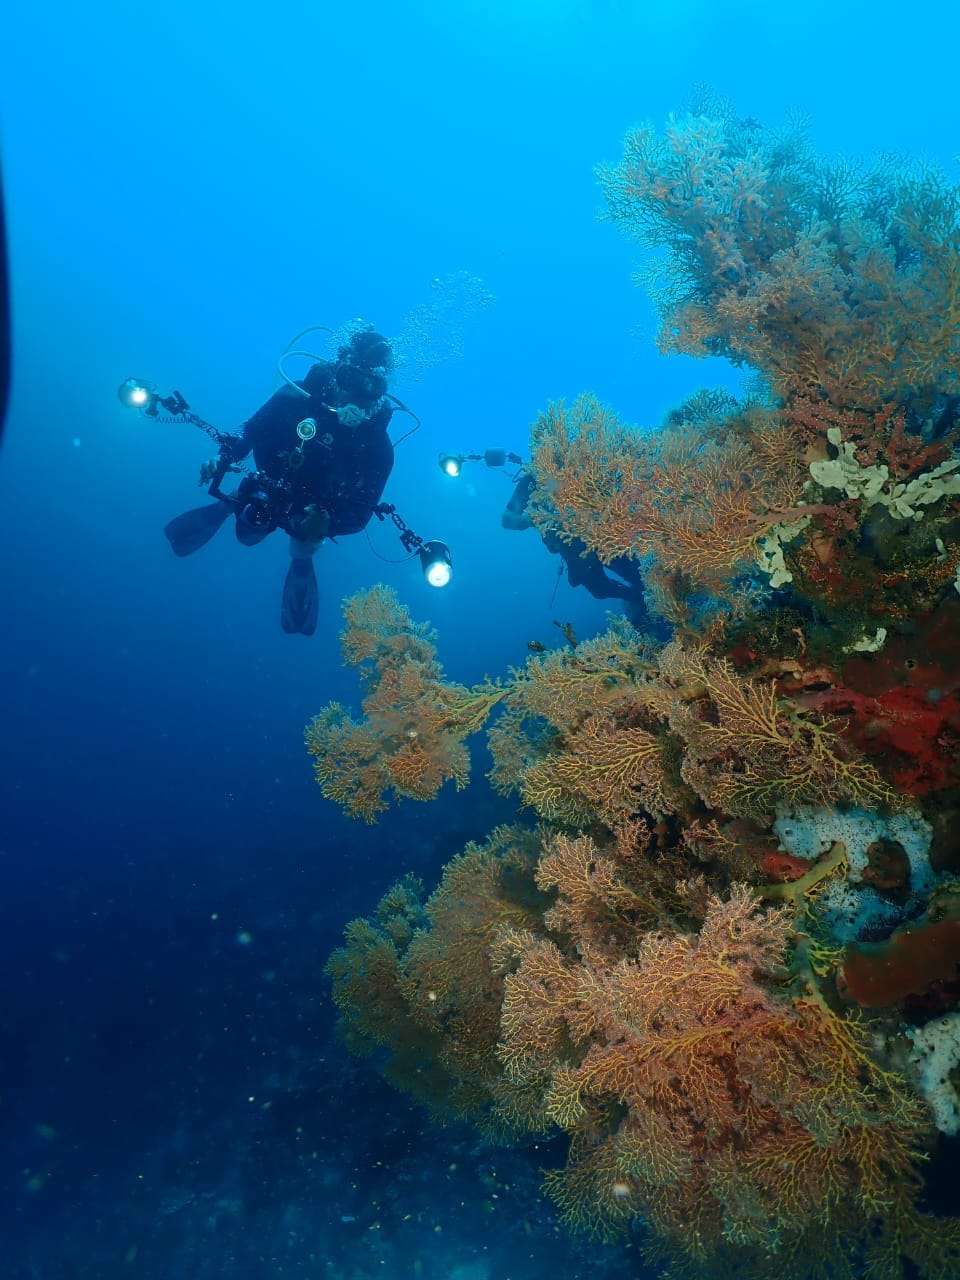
<box><xmin>315</xmin><ymin>100</ymin><xmax>960</xmax><ymax>1278</ymax></box>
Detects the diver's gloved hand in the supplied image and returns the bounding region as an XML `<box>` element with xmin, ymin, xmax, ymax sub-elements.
<box><xmin>295</xmin><ymin>505</ymin><xmax>331</xmax><ymax>542</ymax></box>
<box><xmin>198</xmin><ymin>457</ymin><xmax>239</xmax><ymax>487</ymax></box>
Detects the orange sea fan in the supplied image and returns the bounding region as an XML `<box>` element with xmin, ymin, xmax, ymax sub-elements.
<box><xmin>528</xmin><ymin>394</ymin><xmax>811</xmax><ymax>591</ymax></box>
<box><xmin>533</xmin><ymin>832</ymin><xmax>665</xmax><ymax>958</ymax></box>
<box><xmin>501</xmin><ymin>886</ymin><xmax>937</xmax><ymax>1272</ymax></box>
<box><xmin>307</xmin><ymin>587</ymin><xmax>509</xmax><ymax>820</ymax></box>
<box><xmin>658</xmin><ymin>642</ymin><xmax>900</xmax><ymax>819</ymax></box>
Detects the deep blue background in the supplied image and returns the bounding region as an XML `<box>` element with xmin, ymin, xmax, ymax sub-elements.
<box><xmin>2</xmin><ymin>2</ymin><xmax>958</xmax><ymax>1275</ymax></box>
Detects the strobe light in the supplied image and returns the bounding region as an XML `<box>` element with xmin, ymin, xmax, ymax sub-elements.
<box><xmin>438</xmin><ymin>452</ymin><xmax>463</xmax><ymax>478</ymax></box>
<box><xmin>118</xmin><ymin>377</ymin><xmax>153</xmax><ymax>410</ymax></box>
<box><xmin>419</xmin><ymin>540</ymin><xmax>452</xmax><ymax>588</ymax></box>
<box><xmin>438</xmin><ymin>449</ymin><xmax>523</xmax><ymax>478</ymax></box>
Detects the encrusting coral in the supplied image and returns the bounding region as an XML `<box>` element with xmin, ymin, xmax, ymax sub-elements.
<box><xmin>315</xmin><ymin>101</ymin><xmax>960</xmax><ymax>1279</ymax></box>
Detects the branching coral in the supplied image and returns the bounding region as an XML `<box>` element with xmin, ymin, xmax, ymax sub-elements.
<box><xmin>658</xmin><ymin>642</ymin><xmax>902</xmax><ymax>819</ymax></box>
<box><xmin>525</xmin><ymin>383</ymin><xmax>959</xmax><ymax>634</ymax></box>
<box><xmin>500</xmin><ymin>887</ymin><xmax>949</xmax><ymax>1276</ymax></box>
<box><xmin>527</xmin><ymin>393</ymin><xmax>811</xmax><ymax>594</ymax></box>
<box><xmin>531</xmin><ymin>828</ymin><xmax>682</xmax><ymax>961</ymax></box>
<box><xmin>499</xmin><ymin>635</ymin><xmax>680</xmax><ymax>827</ymax></box>
<box><xmin>310</xmin><ymin>593</ymin><xmax>906</xmax><ymax>869</ymax></box>
<box><xmin>306</xmin><ymin>586</ymin><xmax>508</xmax><ymax>821</ymax></box>
<box><xmin>598</xmin><ymin>106</ymin><xmax>960</xmax><ymax>410</ymax></box>
<box><xmin>521</xmin><ymin>716</ymin><xmax>667</xmax><ymax>825</ymax></box>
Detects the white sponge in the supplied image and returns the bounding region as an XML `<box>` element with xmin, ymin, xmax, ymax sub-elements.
<box><xmin>906</xmin><ymin>1012</ymin><xmax>960</xmax><ymax>1135</ymax></box>
<box><xmin>772</xmin><ymin>806</ymin><xmax>935</xmax><ymax>941</ymax></box>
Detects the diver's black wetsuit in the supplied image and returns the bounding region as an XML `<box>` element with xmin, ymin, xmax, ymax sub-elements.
<box><xmin>224</xmin><ymin>362</ymin><xmax>394</xmax><ymax>538</ymax></box>
<box><xmin>542</xmin><ymin>529</ymin><xmax>646</xmax><ymax>601</ymax></box>
<box><xmin>503</xmin><ymin>471</ymin><xmax>651</xmax><ymax>626</ymax></box>
<box><xmin>164</xmin><ymin>360</ymin><xmax>395</xmax><ymax>636</ymax></box>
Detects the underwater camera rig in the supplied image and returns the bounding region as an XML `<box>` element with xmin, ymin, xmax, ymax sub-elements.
<box><xmin>117</xmin><ymin>378</ymin><xmax>453</xmax><ymax>587</ymax></box>
<box><xmin>370</xmin><ymin>503</ymin><xmax>452</xmax><ymax>587</ymax></box>
<box><xmin>437</xmin><ymin>447</ymin><xmax>524</xmax><ymax>479</ymax></box>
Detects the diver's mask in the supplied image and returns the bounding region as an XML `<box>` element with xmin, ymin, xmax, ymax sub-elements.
<box><xmin>329</xmin><ymin>361</ymin><xmax>387</xmax><ymax>428</ymax></box>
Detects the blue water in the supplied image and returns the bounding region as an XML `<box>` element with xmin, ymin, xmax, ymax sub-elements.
<box><xmin>2</xmin><ymin>2</ymin><xmax>958</xmax><ymax>1276</ymax></box>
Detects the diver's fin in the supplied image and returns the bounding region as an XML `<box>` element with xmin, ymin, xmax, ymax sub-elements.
<box><xmin>281</xmin><ymin>556</ymin><xmax>319</xmax><ymax>636</ymax></box>
<box><xmin>164</xmin><ymin>502</ymin><xmax>232</xmax><ymax>557</ymax></box>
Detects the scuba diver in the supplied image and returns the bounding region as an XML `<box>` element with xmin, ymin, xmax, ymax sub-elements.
<box><xmin>501</xmin><ymin>471</ymin><xmax>652</xmax><ymax>627</ymax></box>
<box><xmin>163</xmin><ymin>330</ymin><xmax>396</xmax><ymax>636</ymax></box>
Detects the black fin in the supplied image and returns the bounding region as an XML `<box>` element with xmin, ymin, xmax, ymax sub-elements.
<box><xmin>164</xmin><ymin>503</ymin><xmax>231</xmax><ymax>557</ymax></box>
<box><xmin>281</xmin><ymin>557</ymin><xmax>319</xmax><ymax>635</ymax></box>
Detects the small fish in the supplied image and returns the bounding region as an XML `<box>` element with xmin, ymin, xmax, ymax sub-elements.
<box><xmin>527</xmin><ymin>640</ymin><xmax>546</xmax><ymax>654</ymax></box>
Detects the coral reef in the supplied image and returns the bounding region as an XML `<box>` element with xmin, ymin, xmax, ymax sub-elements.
<box><xmin>502</xmin><ymin>884</ymin><xmax>941</xmax><ymax>1275</ymax></box>
<box><xmin>315</xmin><ymin>104</ymin><xmax>960</xmax><ymax>1278</ymax></box>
